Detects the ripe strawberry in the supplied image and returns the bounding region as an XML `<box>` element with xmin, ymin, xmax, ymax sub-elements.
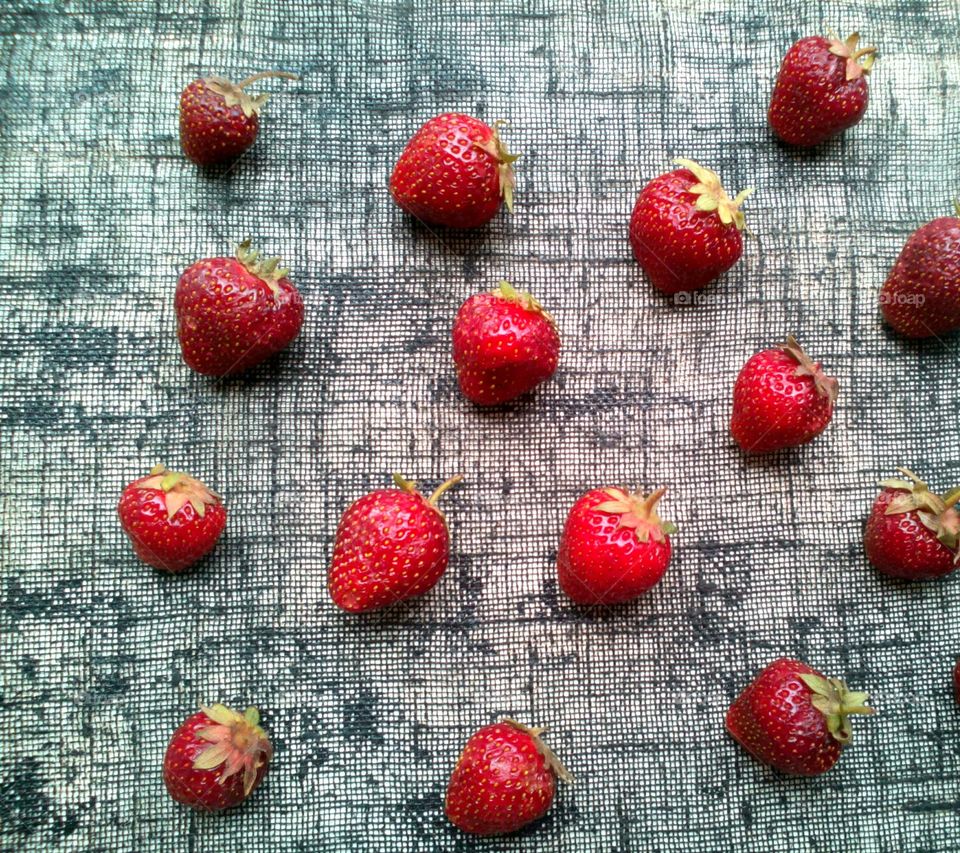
<box><xmin>164</xmin><ymin>704</ymin><xmax>272</xmax><ymax>811</ymax></box>
<box><xmin>726</xmin><ymin>658</ymin><xmax>874</xmax><ymax>776</ymax></box>
<box><xmin>954</xmin><ymin>659</ymin><xmax>960</xmax><ymax>705</ymax></box>
<box><xmin>864</xmin><ymin>467</ymin><xmax>959</xmax><ymax>580</ymax></box>
<box><xmin>390</xmin><ymin>113</ymin><xmax>520</xmax><ymax>229</ymax></box>
<box><xmin>730</xmin><ymin>335</ymin><xmax>838</xmax><ymax>453</ymax></box>
<box><xmin>879</xmin><ymin>205</ymin><xmax>960</xmax><ymax>338</ymax></box>
<box><xmin>445</xmin><ymin>719</ymin><xmax>572</xmax><ymax>836</ymax></box>
<box><xmin>117</xmin><ymin>464</ymin><xmax>225</xmax><ymax>572</ymax></box>
<box><xmin>629</xmin><ymin>158</ymin><xmax>752</xmax><ymax>294</ymax></box>
<box><xmin>176</xmin><ymin>240</ymin><xmax>304</xmax><ymax>377</ymax></box>
<box><xmin>179</xmin><ymin>71</ymin><xmax>298</xmax><ymax>166</ymax></box>
<box><xmin>328</xmin><ymin>473</ymin><xmax>462</xmax><ymax>613</ymax></box>
<box><xmin>452</xmin><ymin>281</ymin><xmax>560</xmax><ymax>406</ymax></box>
<box><xmin>557</xmin><ymin>486</ymin><xmax>676</xmax><ymax>605</ymax></box>
<box><xmin>768</xmin><ymin>32</ymin><xmax>876</xmax><ymax>147</ymax></box>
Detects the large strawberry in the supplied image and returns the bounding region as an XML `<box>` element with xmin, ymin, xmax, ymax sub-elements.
<box><xmin>768</xmin><ymin>32</ymin><xmax>876</xmax><ymax>147</ymax></box>
<box><xmin>328</xmin><ymin>473</ymin><xmax>462</xmax><ymax>613</ymax></box>
<box><xmin>118</xmin><ymin>464</ymin><xmax>225</xmax><ymax>572</ymax></box>
<box><xmin>179</xmin><ymin>71</ymin><xmax>298</xmax><ymax>166</ymax></box>
<box><xmin>445</xmin><ymin>719</ymin><xmax>572</xmax><ymax>836</ymax></box>
<box><xmin>864</xmin><ymin>468</ymin><xmax>959</xmax><ymax>580</ymax></box>
<box><xmin>629</xmin><ymin>158</ymin><xmax>752</xmax><ymax>294</ymax></box>
<box><xmin>176</xmin><ymin>240</ymin><xmax>304</xmax><ymax>377</ymax></box>
<box><xmin>164</xmin><ymin>704</ymin><xmax>272</xmax><ymax>811</ymax></box>
<box><xmin>730</xmin><ymin>335</ymin><xmax>838</xmax><ymax>453</ymax></box>
<box><xmin>879</xmin><ymin>204</ymin><xmax>960</xmax><ymax>338</ymax></box>
<box><xmin>452</xmin><ymin>280</ymin><xmax>560</xmax><ymax>406</ymax></box>
<box><xmin>390</xmin><ymin>113</ymin><xmax>520</xmax><ymax>229</ymax></box>
<box><xmin>557</xmin><ymin>486</ymin><xmax>675</xmax><ymax>605</ymax></box>
<box><xmin>726</xmin><ymin>658</ymin><xmax>873</xmax><ymax>776</ymax></box>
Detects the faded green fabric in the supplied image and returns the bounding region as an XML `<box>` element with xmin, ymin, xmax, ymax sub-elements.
<box><xmin>2</xmin><ymin>1</ymin><xmax>959</xmax><ymax>850</ymax></box>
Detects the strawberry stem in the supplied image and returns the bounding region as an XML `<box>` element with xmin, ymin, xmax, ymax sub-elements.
<box><xmin>237</xmin><ymin>70</ymin><xmax>300</xmax><ymax>89</ymax></box>
<box><xmin>428</xmin><ymin>474</ymin><xmax>463</xmax><ymax>506</ymax></box>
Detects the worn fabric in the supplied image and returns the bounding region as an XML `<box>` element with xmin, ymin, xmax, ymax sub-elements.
<box><xmin>2</xmin><ymin>0</ymin><xmax>959</xmax><ymax>850</ymax></box>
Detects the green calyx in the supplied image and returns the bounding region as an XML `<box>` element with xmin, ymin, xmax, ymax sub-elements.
<box><xmin>204</xmin><ymin>70</ymin><xmax>300</xmax><ymax>118</ymax></box>
<box><xmin>138</xmin><ymin>464</ymin><xmax>221</xmax><ymax>521</ymax></box>
<box><xmin>491</xmin><ymin>280</ymin><xmax>555</xmax><ymax>324</ymax></box>
<box><xmin>672</xmin><ymin>158</ymin><xmax>753</xmax><ymax>231</ymax></box>
<box><xmin>235</xmin><ymin>239</ymin><xmax>290</xmax><ymax>299</ymax></box>
<box><xmin>826</xmin><ymin>31</ymin><xmax>877</xmax><ymax>81</ymax></box>
<box><xmin>501</xmin><ymin>718</ymin><xmax>573</xmax><ymax>783</ymax></box>
<box><xmin>799</xmin><ymin>673</ymin><xmax>874</xmax><ymax>744</ymax></box>
<box><xmin>781</xmin><ymin>335</ymin><xmax>840</xmax><ymax>404</ymax></box>
<box><xmin>880</xmin><ymin>467</ymin><xmax>960</xmax><ymax>554</ymax></box>
<box><xmin>474</xmin><ymin>120</ymin><xmax>520</xmax><ymax>212</ymax></box>
<box><xmin>593</xmin><ymin>486</ymin><xmax>676</xmax><ymax>544</ymax></box>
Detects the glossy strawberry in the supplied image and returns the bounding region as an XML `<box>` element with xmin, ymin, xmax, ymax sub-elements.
<box><xmin>390</xmin><ymin>113</ymin><xmax>519</xmax><ymax>229</ymax></box>
<box><xmin>176</xmin><ymin>240</ymin><xmax>304</xmax><ymax>377</ymax></box>
<box><xmin>954</xmin><ymin>659</ymin><xmax>960</xmax><ymax>706</ymax></box>
<box><xmin>726</xmin><ymin>658</ymin><xmax>873</xmax><ymax>776</ymax></box>
<box><xmin>769</xmin><ymin>33</ymin><xmax>876</xmax><ymax>147</ymax></box>
<box><xmin>730</xmin><ymin>335</ymin><xmax>838</xmax><ymax>453</ymax></box>
<box><xmin>629</xmin><ymin>158</ymin><xmax>752</xmax><ymax>294</ymax></box>
<box><xmin>864</xmin><ymin>468</ymin><xmax>959</xmax><ymax>580</ymax></box>
<box><xmin>117</xmin><ymin>464</ymin><xmax>225</xmax><ymax>572</ymax></box>
<box><xmin>557</xmin><ymin>487</ymin><xmax>675</xmax><ymax>605</ymax></box>
<box><xmin>879</xmin><ymin>205</ymin><xmax>960</xmax><ymax>338</ymax></box>
<box><xmin>164</xmin><ymin>704</ymin><xmax>272</xmax><ymax>811</ymax></box>
<box><xmin>445</xmin><ymin>719</ymin><xmax>571</xmax><ymax>836</ymax></box>
<box><xmin>328</xmin><ymin>473</ymin><xmax>462</xmax><ymax>613</ymax></box>
<box><xmin>180</xmin><ymin>71</ymin><xmax>298</xmax><ymax>166</ymax></box>
<box><xmin>452</xmin><ymin>281</ymin><xmax>560</xmax><ymax>406</ymax></box>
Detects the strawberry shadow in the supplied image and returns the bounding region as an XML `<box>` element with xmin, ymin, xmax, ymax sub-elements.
<box><xmin>200</xmin><ymin>347</ymin><xmax>306</xmax><ymax>393</ymax></box>
<box><xmin>769</xmin><ymin>131</ymin><xmax>845</xmax><ymax>161</ymax></box>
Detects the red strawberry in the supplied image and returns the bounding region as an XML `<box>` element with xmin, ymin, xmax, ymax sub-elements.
<box><xmin>879</xmin><ymin>205</ymin><xmax>960</xmax><ymax>338</ymax></box>
<box><xmin>328</xmin><ymin>473</ymin><xmax>462</xmax><ymax>613</ymax></box>
<box><xmin>445</xmin><ymin>719</ymin><xmax>571</xmax><ymax>836</ymax></box>
<box><xmin>390</xmin><ymin>113</ymin><xmax>520</xmax><ymax>229</ymax></box>
<box><xmin>726</xmin><ymin>658</ymin><xmax>873</xmax><ymax>776</ymax></box>
<box><xmin>629</xmin><ymin>158</ymin><xmax>752</xmax><ymax>294</ymax></box>
<box><xmin>954</xmin><ymin>659</ymin><xmax>960</xmax><ymax>705</ymax></box>
<box><xmin>768</xmin><ymin>33</ymin><xmax>876</xmax><ymax>147</ymax></box>
<box><xmin>164</xmin><ymin>704</ymin><xmax>272</xmax><ymax>811</ymax></box>
<box><xmin>179</xmin><ymin>71</ymin><xmax>298</xmax><ymax>166</ymax></box>
<box><xmin>176</xmin><ymin>240</ymin><xmax>304</xmax><ymax>377</ymax></box>
<box><xmin>864</xmin><ymin>467</ymin><xmax>960</xmax><ymax>580</ymax></box>
<box><xmin>117</xmin><ymin>464</ymin><xmax>225</xmax><ymax>572</ymax></box>
<box><xmin>452</xmin><ymin>281</ymin><xmax>560</xmax><ymax>406</ymax></box>
<box><xmin>730</xmin><ymin>335</ymin><xmax>838</xmax><ymax>453</ymax></box>
<box><xmin>557</xmin><ymin>486</ymin><xmax>675</xmax><ymax>605</ymax></box>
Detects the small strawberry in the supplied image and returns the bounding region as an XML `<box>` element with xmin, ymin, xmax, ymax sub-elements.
<box><xmin>179</xmin><ymin>71</ymin><xmax>298</xmax><ymax>166</ymax></box>
<box><xmin>452</xmin><ymin>280</ymin><xmax>560</xmax><ymax>406</ymax></box>
<box><xmin>176</xmin><ymin>239</ymin><xmax>304</xmax><ymax>377</ymax></box>
<box><xmin>390</xmin><ymin>113</ymin><xmax>520</xmax><ymax>229</ymax></box>
<box><xmin>629</xmin><ymin>158</ymin><xmax>753</xmax><ymax>294</ymax></box>
<box><xmin>953</xmin><ymin>659</ymin><xmax>960</xmax><ymax>705</ymax></box>
<box><xmin>726</xmin><ymin>658</ymin><xmax>874</xmax><ymax>776</ymax></box>
<box><xmin>445</xmin><ymin>719</ymin><xmax>572</xmax><ymax>836</ymax></box>
<box><xmin>864</xmin><ymin>467</ymin><xmax>960</xmax><ymax>581</ymax></box>
<box><xmin>328</xmin><ymin>473</ymin><xmax>462</xmax><ymax>613</ymax></box>
<box><xmin>730</xmin><ymin>335</ymin><xmax>838</xmax><ymax>453</ymax></box>
<box><xmin>768</xmin><ymin>32</ymin><xmax>876</xmax><ymax>147</ymax></box>
<box><xmin>164</xmin><ymin>704</ymin><xmax>272</xmax><ymax>811</ymax></box>
<box><xmin>118</xmin><ymin>464</ymin><xmax>225</xmax><ymax>572</ymax></box>
<box><xmin>879</xmin><ymin>204</ymin><xmax>960</xmax><ymax>338</ymax></box>
<box><xmin>557</xmin><ymin>487</ymin><xmax>675</xmax><ymax>605</ymax></box>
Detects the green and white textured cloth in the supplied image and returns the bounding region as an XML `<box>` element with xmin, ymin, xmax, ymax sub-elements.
<box><xmin>2</xmin><ymin>0</ymin><xmax>959</xmax><ymax>850</ymax></box>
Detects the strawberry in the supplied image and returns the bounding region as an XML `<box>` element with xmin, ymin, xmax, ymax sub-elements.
<box><xmin>879</xmin><ymin>204</ymin><xmax>960</xmax><ymax>338</ymax></box>
<box><xmin>176</xmin><ymin>240</ymin><xmax>304</xmax><ymax>377</ymax></box>
<box><xmin>730</xmin><ymin>335</ymin><xmax>838</xmax><ymax>453</ymax></box>
<box><xmin>389</xmin><ymin>113</ymin><xmax>519</xmax><ymax>229</ymax></box>
<box><xmin>117</xmin><ymin>464</ymin><xmax>225</xmax><ymax>572</ymax></box>
<box><xmin>863</xmin><ymin>467</ymin><xmax>960</xmax><ymax>581</ymax></box>
<box><xmin>179</xmin><ymin>71</ymin><xmax>298</xmax><ymax>166</ymax></box>
<box><xmin>328</xmin><ymin>473</ymin><xmax>462</xmax><ymax>613</ymax></box>
<box><xmin>164</xmin><ymin>704</ymin><xmax>272</xmax><ymax>811</ymax></box>
<box><xmin>954</xmin><ymin>659</ymin><xmax>960</xmax><ymax>706</ymax></box>
<box><xmin>445</xmin><ymin>719</ymin><xmax>572</xmax><ymax>836</ymax></box>
<box><xmin>452</xmin><ymin>280</ymin><xmax>560</xmax><ymax>406</ymax></box>
<box><xmin>557</xmin><ymin>487</ymin><xmax>675</xmax><ymax>605</ymax></box>
<box><xmin>629</xmin><ymin>158</ymin><xmax>752</xmax><ymax>294</ymax></box>
<box><xmin>768</xmin><ymin>32</ymin><xmax>876</xmax><ymax>147</ymax></box>
<box><xmin>726</xmin><ymin>658</ymin><xmax>874</xmax><ymax>776</ymax></box>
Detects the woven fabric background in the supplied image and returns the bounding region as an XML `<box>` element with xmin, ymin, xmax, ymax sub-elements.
<box><xmin>2</xmin><ymin>0</ymin><xmax>959</xmax><ymax>850</ymax></box>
